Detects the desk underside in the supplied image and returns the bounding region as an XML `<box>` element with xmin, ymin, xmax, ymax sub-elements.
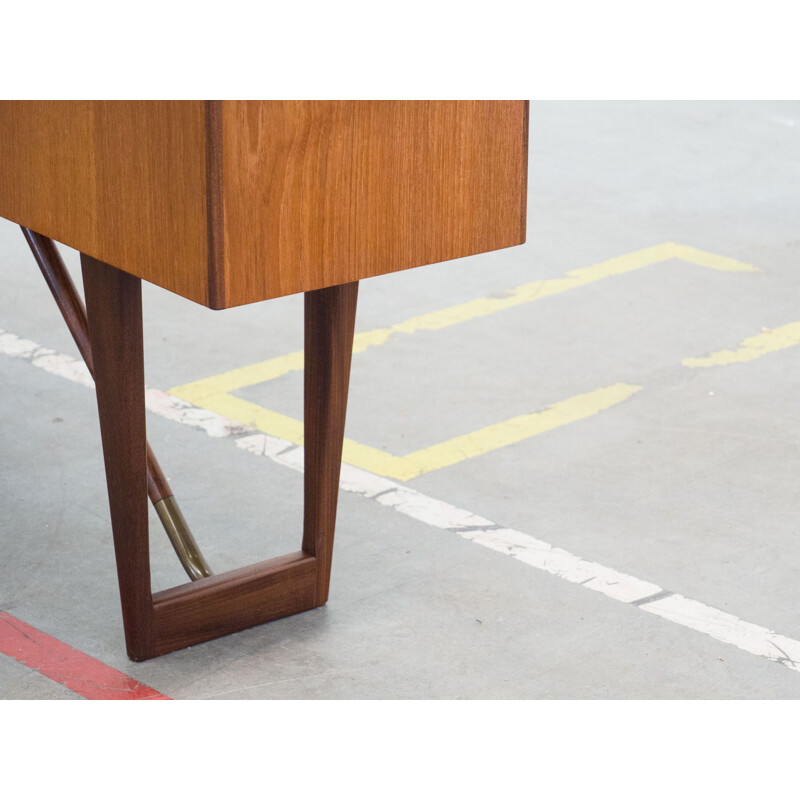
<box><xmin>0</xmin><ymin>101</ymin><xmax>527</xmax><ymax>308</ymax></box>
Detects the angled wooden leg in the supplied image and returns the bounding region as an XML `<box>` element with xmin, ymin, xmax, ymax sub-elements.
<box><xmin>303</xmin><ymin>282</ymin><xmax>360</xmax><ymax>604</ymax></box>
<box><xmin>26</xmin><ymin>228</ymin><xmax>212</xmax><ymax>582</ymax></box>
<box><xmin>82</xmin><ymin>254</ymin><xmax>155</xmax><ymax>660</ymax></box>
<box><xmin>83</xmin><ymin>250</ymin><xmax>359</xmax><ymax>660</ymax></box>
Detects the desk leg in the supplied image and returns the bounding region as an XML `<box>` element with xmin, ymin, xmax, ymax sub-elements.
<box><xmin>82</xmin><ymin>255</ymin><xmax>155</xmax><ymax>659</ymax></box>
<box><xmin>303</xmin><ymin>282</ymin><xmax>359</xmax><ymax>604</ymax></box>
<box><xmin>83</xmin><ymin>252</ymin><xmax>359</xmax><ymax>660</ymax></box>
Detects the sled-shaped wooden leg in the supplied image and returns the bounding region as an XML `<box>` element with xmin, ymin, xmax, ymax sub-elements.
<box><xmin>82</xmin><ymin>253</ymin><xmax>358</xmax><ymax>661</ymax></box>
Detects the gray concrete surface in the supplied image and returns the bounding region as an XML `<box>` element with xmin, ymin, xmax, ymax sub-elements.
<box><xmin>2</xmin><ymin>101</ymin><xmax>799</xmax><ymax>698</ymax></box>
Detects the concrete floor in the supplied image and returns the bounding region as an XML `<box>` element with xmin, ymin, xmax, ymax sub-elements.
<box><xmin>2</xmin><ymin>101</ymin><xmax>800</xmax><ymax>698</ymax></box>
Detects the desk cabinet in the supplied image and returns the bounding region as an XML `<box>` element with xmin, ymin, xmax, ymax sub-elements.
<box><xmin>0</xmin><ymin>101</ymin><xmax>528</xmax><ymax>307</ymax></box>
<box><xmin>0</xmin><ymin>100</ymin><xmax>528</xmax><ymax>659</ymax></box>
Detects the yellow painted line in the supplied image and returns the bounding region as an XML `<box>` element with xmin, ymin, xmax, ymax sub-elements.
<box><xmin>682</xmin><ymin>322</ymin><xmax>800</xmax><ymax>368</ymax></box>
<box><xmin>188</xmin><ymin>382</ymin><xmax>642</xmax><ymax>481</ymax></box>
<box><xmin>171</xmin><ymin>242</ymin><xmax>758</xmax><ymax>402</ymax></box>
<box><xmin>204</xmin><ymin>393</ymin><xmax>306</xmax><ymax>443</ymax></box>
<box><xmin>394</xmin><ymin>383</ymin><xmax>642</xmax><ymax>478</ymax></box>
<box><xmin>168</xmin><ymin>242</ymin><xmax>756</xmax><ymax>480</ymax></box>
<box><xmin>655</xmin><ymin>244</ymin><xmax>758</xmax><ymax>274</ymax></box>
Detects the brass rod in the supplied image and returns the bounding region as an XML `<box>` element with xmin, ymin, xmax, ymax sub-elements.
<box><xmin>154</xmin><ymin>496</ymin><xmax>213</xmax><ymax>581</ymax></box>
<box><xmin>22</xmin><ymin>226</ymin><xmax>212</xmax><ymax>580</ymax></box>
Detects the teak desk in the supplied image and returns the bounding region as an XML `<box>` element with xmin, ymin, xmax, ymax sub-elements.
<box><xmin>0</xmin><ymin>101</ymin><xmax>529</xmax><ymax>660</ymax></box>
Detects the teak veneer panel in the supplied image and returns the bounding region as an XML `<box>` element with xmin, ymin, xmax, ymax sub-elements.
<box><xmin>217</xmin><ymin>100</ymin><xmax>528</xmax><ymax>306</ymax></box>
<box><xmin>0</xmin><ymin>101</ymin><xmax>528</xmax><ymax>309</ymax></box>
<box><xmin>0</xmin><ymin>101</ymin><xmax>210</xmax><ymax>304</ymax></box>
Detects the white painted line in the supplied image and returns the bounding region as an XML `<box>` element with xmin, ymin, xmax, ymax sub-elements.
<box><xmin>0</xmin><ymin>331</ymin><xmax>94</xmax><ymax>388</ymax></box>
<box><xmin>642</xmin><ymin>594</ymin><xmax>800</xmax><ymax>671</ymax></box>
<box><xmin>3</xmin><ymin>326</ymin><xmax>799</xmax><ymax>673</ymax></box>
<box><xmin>0</xmin><ymin>329</ymin><xmax>249</xmax><ymax>438</ymax></box>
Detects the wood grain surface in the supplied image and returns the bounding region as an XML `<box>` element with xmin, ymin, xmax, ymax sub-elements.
<box><xmin>218</xmin><ymin>100</ymin><xmax>528</xmax><ymax>306</ymax></box>
<box><xmin>1</xmin><ymin>101</ymin><xmax>210</xmax><ymax>303</ymax></box>
<box><xmin>82</xmin><ymin>255</ymin><xmax>155</xmax><ymax>660</ymax></box>
<box><xmin>152</xmin><ymin>552</ymin><xmax>317</xmax><ymax>656</ymax></box>
<box><xmin>302</xmin><ymin>282</ymin><xmax>359</xmax><ymax>604</ymax></box>
<box><xmin>1</xmin><ymin>101</ymin><xmax>528</xmax><ymax>308</ymax></box>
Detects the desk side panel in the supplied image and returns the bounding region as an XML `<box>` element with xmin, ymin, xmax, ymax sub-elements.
<box><xmin>219</xmin><ymin>101</ymin><xmax>528</xmax><ymax>307</ymax></box>
<box><xmin>0</xmin><ymin>101</ymin><xmax>210</xmax><ymax>305</ymax></box>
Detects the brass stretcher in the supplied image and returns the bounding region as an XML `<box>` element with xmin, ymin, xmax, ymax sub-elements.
<box><xmin>22</xmin><ymin>228</ymin><xmax>212</xmax><ymax>582</ymax></box>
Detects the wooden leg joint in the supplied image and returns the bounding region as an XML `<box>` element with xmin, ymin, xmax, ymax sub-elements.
<box><xmin>149</xmin><ymin>553</ymin><xmax>318</xmax><ymax>659</ymax></box>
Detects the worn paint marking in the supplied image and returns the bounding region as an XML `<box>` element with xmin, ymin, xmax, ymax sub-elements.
<box><xmin>173</xmin><ymin>383</ymin><xmax>641</xmax><ymax>481</ymax></box>
<box><xmin>7</xmin><ymin>317</ymin><xmax>800</xmax><ymax>681</ymax></box>
<box><xmin>0</xmin><ymin>612</ymin><xmax>170</xmax><ymax>700</ymax></box>
<box><xmin>0</xmin><ymin>328</ymin><xmax>251</xmax><ymax>439</ymax></box>
<box><xmin>169</xmin><ymin>243</ymin><xmax>757</xmax><ymax>479</ymax></box>
<box><xmin>235</xmin><ymin>432</ymin><xmax>800</xmax><ymax>672</ymax></box>
<box><xmin>0</xmin><ymin>329</ymin><xmax>638</xmax><ymax>480</ymax></box>
<box><xmin>642</xmin><ymin>595</ymin><xmax>800</xmax><ymax>670</ymax></box>
<box><xmin>234</xmin><ymin>431</ymin><xmax>664</xmax><ymax>603</ymax></box>
<box><xmin>393</xmin><ymin>383</ymin><xmax>642</xmax><ymax>476</ymax></box>
<box><xmin>171</xmin><ymin>242</ymin><xmax>758</xmax><ymax>402</ymax></box>
<box><xmin>682</xmin><ymin>321</ymin><xmax>800</xmax><ymax>368</ymax></box>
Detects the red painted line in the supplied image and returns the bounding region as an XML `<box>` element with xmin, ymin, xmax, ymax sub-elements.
<box><xmin>0</xmin><ymin>612</ymin><xmax>171</xmax><ymax>700</ymax></box>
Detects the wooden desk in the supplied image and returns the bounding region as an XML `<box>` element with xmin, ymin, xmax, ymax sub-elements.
<box><xmin>0</xmin><ymin>101</ymin><xmax>529</xmax><ymax>660</ymax></box>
